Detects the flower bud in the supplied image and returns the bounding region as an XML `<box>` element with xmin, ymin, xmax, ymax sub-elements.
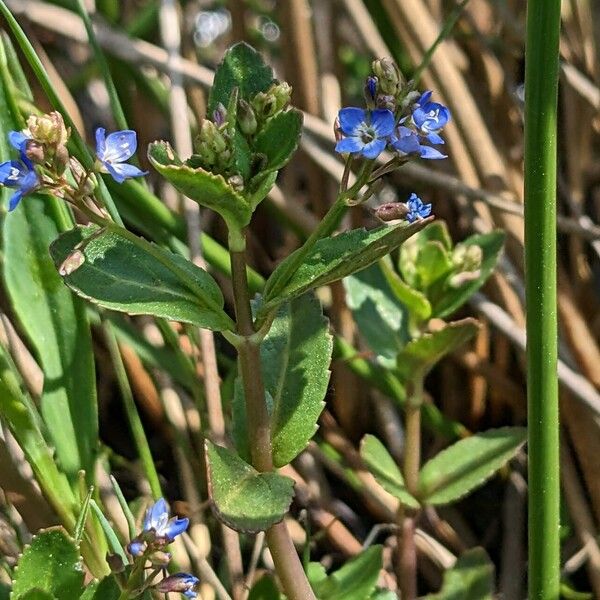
<box><xmin>227</xmin><ymin>174</ymin><xmax>244</xmax><ymax>192</ymax></box>
<box><xmin>237</xmin><ymin>99</ymin><xmax>258</xmax><ymax>135</ymax></box>
<box><xmin>376</xmin><ymin>94</ymin><xmax>397</xmax><ymax>111</ymax></box>
<box><xmin>374</xmin><ymin>202</ymin><xmax>409</xmax><ymax>222</ymax></box>
<box><xmin>106</xmin><ymin>553</ymin><xmax>125</xmax><ymax>573</ymax></box>
<box><xmin>212</xmin><ymin>103</ymin><xmax>227</xmax><ymax>127</ymax></box>
<box><xmin>155</xmin><ymin>573</ymin><xmax>200</xmax><ymax>596</ymax></box>
<box><xmin>372</xmin><ymin>58</ymin><xmax>402</xmax><ymax>95</ymax></box>
<box><xmin>452</xmin><ymin>243</ymin><xmax>483</xmax><ymax>272</ymax></box>
<box><xmin>54</xmin><ymin>144</ymin><xmax>69</xmax><ymax>175</ymax></box>
<box><xmin>149</xmin><ymin>550</ymin><xmax>172</xmax><ymax>567</ymax></box>
<box><xmin>252</xmin><ymin>82</ymin><xmax>292</xmax><ymax>119</ymax></box>
<box><xmin>25</xmin><ymin>140</ymin><xmax>46</xmax><ymax>164</ymax></box>
<box><xmin>27</xmin><ymin>111</ymin><xmax>68</xmax><ymax>146</ymax></box>
<box><xmin>364</xmin><ymin>76</ymin><xmax>378</xmax><ymax>108</ymax></box>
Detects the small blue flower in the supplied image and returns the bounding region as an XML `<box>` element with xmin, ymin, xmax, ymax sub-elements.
<box><xmin>405</xmin><ymin>193</ymin><xmax>432</xmax><ymax>223</ymax></box>
<box><xmin>128</xmin><ymin>497</ymin><xmax>189</xmax><ymax>556</ymax></box>
<box><xmin>156</xmin><ymin>573</ymin><xmax>200</xmax><ymax>598</ymax></box>
<box><xmin>412</xmin><ymin>91</ymin><xmax>450</xmax><ymax>142</ymax></box>
<box><xmin>390</xmin><ymin>126</ymin><xmax>447</xmax><ymax>160</ymax></box>
<box><xmin>335</xmin><ymin>107</ymin><xmax>395</xmax><ymax>159</ymax></box>
<box><xmin>95</xmin><ymin>128</ymin><xmax>147</xmax><ymax>183</ymax></box>
<box><xmin>0</xmin><ymin>157</ymin><xmax>39</xmax><ymax>211</ymax></box>
<box><xmin>9</xmin><ymin>131</ymin><xmax>30</xmax><ymax>154</ymax></box>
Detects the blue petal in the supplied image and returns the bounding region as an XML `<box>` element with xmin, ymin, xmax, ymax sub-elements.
<box><xmin>370</xmin><ymin>109</ymin><xmax>395</xmax><ymax>137</ymax></box>
<box><xmin>95</xmin><ymin>127</ymin><xmax>107</xmax><ymax>159</ymax></box>
<box><xmin>106</xmin><ymin>162</ymin><xmax>147</xmax><ymax>184</ymax></box>
<box><xmin>184</xmin><ymin>591</ymin><xmax>197</xmax><ymax>599</ymax></box>
<box><xmin>145</xmin><ymin>497</ymin><xmax>168</xmax><ymax>531</ymax></box>
<box><xmin>426</xmin><ymin>132</ymin><xmax>445</xmax><ymax>145</ymax></box>
<box><xmin>103</xmin><ymin>130</ymin><xmax>138</xmax><ymax>163</ymax></box>
<box><xmin>0</xmin><ymin>160</ymin><xmax>23</xmax><ymax>185</ymax></box>
<box><xmin>8</xmin><ymin>190</ymin><xmax>24</xmax><ymax>211</ymax></box>
<box><xmin>164</xmin><ymin>517</ymin><xmax>189</xmax><ymax>540</ymax></box>
<box><xmin>361</xmin><ymin>138</ymin><xmax>386</xmax><ymax>159</ymax></box>
<box><xmin>391</xmin><ymin>130</ymin><xmax>421</xmax><ymax>154</ymax></box>
<box><xmin>9</xmin><ymin>131</ymin><xmax>28</xmax><ymax>151</ymax></box>
<box><xmin>419</xmin><ymin>146</ymin><xmax>447</xmax><ymax>160</ymax></box>
<box><xmin>417</xmin><ymin>91</ymin><xmax>432</xmax><ymax>106</ymax></box>
<box><xmin>21</xmin><ymin>170</ymin><xmax>39</xmax><ymax>194</ymax></box>
<box><xmin>338</xmin><ymin>107</ymin><xmax>366</xmax><ymax>135</ymax></box>
<box><xmin>335</xmin><ymin>136</ymin><xmax>364</xmax><ymax>154</ymax></box>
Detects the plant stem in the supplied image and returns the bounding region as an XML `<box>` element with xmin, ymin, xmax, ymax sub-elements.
<box><xmin>398</xmin><ymin>376</ymin><xmax>423</xmax><ymax>600</ymax></box>
<box><xmin>524</xmin><ymin>0</ymin><xmax>561</xmax><ymax>598</ymax></box>
<box><xmin>229</xmin><ymin>240</ymin><xmax>316</xmax><ymax>600</ymax></box>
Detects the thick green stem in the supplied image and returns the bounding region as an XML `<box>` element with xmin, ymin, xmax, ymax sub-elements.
<box><xmin>398</xmin><ymin>376</ymin><xmax>423</xmax><ymax>600</ymax></box>
<box><xmin>524</xmin><ymin>0</ymin><xmax>561</xmax><ymax>598</ymax></box>
<box><xmin>229</xmin><ymin>241</ymin><xmax>316</xmax><ymax>600</ymax></box>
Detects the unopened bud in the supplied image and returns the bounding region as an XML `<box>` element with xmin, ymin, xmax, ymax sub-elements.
<box><xmin>375</xmin><ymin>202</ymin><xmax>409</xmax><ymax>222</ymax></box>
<box><xmin>227</xmin><ymin>174</ymin><xmax>244</xmax><ymax>192</ymax></box>
<box><xmin>452</xmin><ymin>244</ymin><xmax>483</xmax><ymax>272</ymax></box>
<box><xmin>54</xmin><ymin>144</ymin><xmax>69</xmax><ymax>174</ymax></box>
<box><xmin>376</xmin><ymin>94</ymin><xmax>396</xmax><ymax>111</ymax></box>
<box><xmin>106</xmin><ymin>553</ymin><xmax>125</xmax><ymax>573</ymax></box>
<box><xmin>252</xmin><ymin>82</ymin><xmax>292</xmax><ymax>119</ymax></box>
<box><xmin>372</xmin><ymin>58</ymin><xmax>402</xmax><ymax>95</ymax></box>
<box><xmin>448</xmin><ymin>270</ymin><xmax>481</xmax><ymax>288</ymax></box>
<box><xmin>25</xmin><ymin>140</ymin><xmax>45</xmax><ymax>164</ymax></box>
<box><xmin>27</xmin><ymin>111</ymin><xmax>68</xmax><ymax>146</ymax></box>
<box><xmin>364</xmin><ymin>76</ymin><xmax>378</xmax><ymax>107</ymax></box>
<box><xmin>237</xmin><ymin>99</ymin><xmax>258</xmax><ymax>135</ymax></box>
<box><xmin>155</xmin><ymin>573</ymin><xmax>199</xmax><ymax>595</ymax></box>
<box><xmin>401</xmin><ymin>90</ymin><xmax>421</xmax><ymax>111</ymax></box>
<box><xmin>212</xmin><ymin>103</ymin><xmax>227</xmax><ymax>127</ymax></box>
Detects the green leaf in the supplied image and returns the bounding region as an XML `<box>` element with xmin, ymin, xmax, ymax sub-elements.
<box><xmin>423</xmin><ymin>548</ymin><xmax>494</xmax><ymax>599</ymax></box>
<box><xmin>208</xmin><ymin>42</ymin><xmax>275</xmax><ymax>113</ymax></box>
<box><xmin>399</xmin><ymin>221</ymin><xmax>452</xmax><ymax>287</ymax></box>
<box><xmin>253</xmin><ymin>109</ymin><xmax>303</xmax><ymax>174</ymax></box>
<box><xmin>11</xmin><ymin>528</ymin><xmax>84</xmax><ymax>600</ymax></box>
<box><xmin>49</xmin><ymin>225</ymin><xmax>234</xmax><ymax>332</ymax></box>
<box><xmin>3</xmin><ymin>195</ymin><xmax>97</xmax><ymax>482</ymax></box>
<box><xmin>360</xmin><ymin>435</ymin><xmax>420</xmax><ymax>509</ymax></box>
<box><xmin>79</xmin><ymin>576</ymin><xmax>120</xmax><ymax>600</ymax></box>
<box><xmin>147</xmin><ymin>141</ymin><xmax>252</xmax><ymax>230</ymax></box>
<box><xmin>261</xmin><ymin>220</ymin><xmax>430</xmax><ymax>316</ymax></box>
<box><xmin>0</xmin><ymin>583</ymin><xmax>10</xmax><ymax>600</ymax></box>
<box><xmin>247</xmin><ymin>575</ymin><xmax>282</xmax><ymax>600</ymax></box>
<box><xmin>396</xmin><ymin>319</ymin><xmax>480</xmax><ymax>381</ymax></box>
<box><xmin>431</xmin><ymin>231</ymin><xmax>505</xmax><ymax>319</ymax></box>
<box><xmin>15</xmin><ymin>591</ymin><xmax>55</xmax><ymax>600</ymax></box>
<box><xmin>344</xmin><ymin>263</ymin><xmax>408</xmax><ymax>368</ymax></box>
<box><xmin>247</xmin><ymin>171</ymin><xmax>278</xmax><ymax>209</ymax></box>
<box><xmin>418</xmin><ymin>427</ymin><xmax>527</xmax><ymax>505</ymax></box>
<box><xmin>310</xmin><ymin>546</ymin><xmax>383</xmax><ymax>600</ymax></box>
<box><xmin>416</xmin><ymin>241</ymin><xmax>453</xmax><ymax>288</ymax></box>
<box><xmin>381</xmin><ymin>258</ymin><xmax>432</xmax><ymax>322</ymax></box>
<box><xmin>262</xmin><ymin>295</ymin><xmax>333</xmax><ymax>466</ymax></box>
<box><xmin>205</xmin><ymin>441</ymin><xmax>295</xmax><ymax>533</ymax></box>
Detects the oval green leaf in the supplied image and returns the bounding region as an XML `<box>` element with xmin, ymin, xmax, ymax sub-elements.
<box><xmin>396</xmin><ymin>318</ymin><xmax>480</xmax><ymax>381</ymax></box>
<box><xmin>261</xmin><ymin>219</ymin><xmax>430</xmax><ymax>316</ymax></box>
<box><xmin>205</xmin><ymin>441</ymin><xmax>295</xmax><ymax>533</ymax></box>
<box><xmin>418</xmin><ymin>427</ymin><xmax>527</xmax><ymax>505</ymax></box>
<box><xmin>49</xmin><ymin>226</ymin><xmax>234</xmax><ymax>332</ymax></box>
<box><xmin>11</xmin><ymin>528</ymin><xmax>84</xmax><ymax>600</ymax></box>
<box><xmin>360</xmin><ymin>435</ymin><xmax>420</xmax><ymax>509</ymax></box>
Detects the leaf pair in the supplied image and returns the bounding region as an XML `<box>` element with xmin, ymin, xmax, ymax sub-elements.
<box><xmin>360</xmin><ymin>427</ymin><xmax>526</xmax><ymax>509</ymax></box>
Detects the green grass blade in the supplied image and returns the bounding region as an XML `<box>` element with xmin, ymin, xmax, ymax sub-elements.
<box><xmin>524</xmin><ymin>0</ymin><xmax>562</xmax><ymax>597</ymax></box>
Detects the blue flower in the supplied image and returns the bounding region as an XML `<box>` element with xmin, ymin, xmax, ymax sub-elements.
<box><xmin>128</xmin><ymin>497</ymin><xmax>189</xmax><ymax>556</ymax></box>
<box><xmin>0</xmin><ymin>135</ymin><xmax>39</xmax><ymax>211</ymax></box>
<box><xmin>156</xmin><ymin>573</ymin><xmax>200</xmax><ymax>598</ymax></box>
<box><xmin>405</xmin><ymin>193</ymin><xmax>432</xmax><ymax>223</ymax></box>
<box><xmin>335</xmin><ymin>108</ymin><xmax>395</xmax><ymax>159</ymax></box>
<box><xmin>412</xmin><ymin>91</ymin><xmax>450</xmax><ymax>143</ymax></box>
<box><xmin>95</xmin><ymin>128</ymin><xmax>147</xmax><ymax>183</ymax></box>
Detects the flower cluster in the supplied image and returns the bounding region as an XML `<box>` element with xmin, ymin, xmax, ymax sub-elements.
<box><xmin>125</xmin><ymin>498</ymin><xmax>199</xmax><ymax>598</ymax></box>
<box><xmin>334</xmin><ymin>59</ymin><xmax>448</xmax><ymax>223</ymax></box>
<box><xmin>0</xmin><ymin>110</ymin><xmax>146</xmax><ymax>214</ymax></box>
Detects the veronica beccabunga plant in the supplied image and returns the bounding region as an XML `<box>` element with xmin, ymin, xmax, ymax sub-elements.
<box><xmin>0</xmin><ymin>39</ymin><xmax>522</xmax><ymax>600</ymax></box>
